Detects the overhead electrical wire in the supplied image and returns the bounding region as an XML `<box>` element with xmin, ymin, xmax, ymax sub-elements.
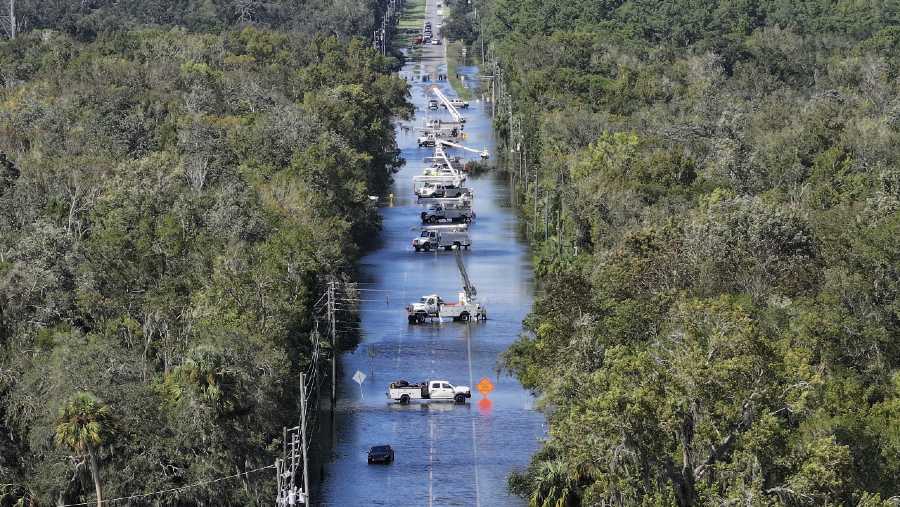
<box><xmin>59</xmin><ymin>465</ymin><xmax>276</xmax><ymax>506</ymax></box>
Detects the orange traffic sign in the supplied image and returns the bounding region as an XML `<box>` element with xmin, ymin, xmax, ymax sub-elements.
<box><xmin>476</xmin><ymin>377</ymin><xmax>494</xmax><ymax>396</ymax></box>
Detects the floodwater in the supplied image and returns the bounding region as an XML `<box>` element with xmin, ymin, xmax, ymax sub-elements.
<box><xmin>314</xmin><ymin>0</ymin><xmax>544</xmax><ymax>504</ymax></box>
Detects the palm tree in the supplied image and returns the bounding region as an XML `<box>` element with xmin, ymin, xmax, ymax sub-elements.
<box><xmin>55</xmin><ymin>392</ymin><xmax>111</xmax><ymax>507</ymax></box>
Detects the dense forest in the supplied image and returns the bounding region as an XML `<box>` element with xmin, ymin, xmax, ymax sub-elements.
<box><xmin>8</xmin><ymin>0</ymin><xmax>387</xmax><ymax>39</ymax></box>
<box><xmin>466</xmin><ymin>0</ymin><xmax>900</xmax><ymax>505</ymax></box>
<box><xmin>0</xmin><ymin>2</ymin><xmax>410</xmax><ymax>505</ymax></box>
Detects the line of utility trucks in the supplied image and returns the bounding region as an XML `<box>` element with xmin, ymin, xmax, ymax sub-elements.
<box><xmin>384</xmin><ymin>42</ymin><xmax>487</xmax><ymax>409</ymax></box>
<box><xmin>402</xmin><ymin>86</ymin><xmax>489</xmax><ymax>332</ymax></box>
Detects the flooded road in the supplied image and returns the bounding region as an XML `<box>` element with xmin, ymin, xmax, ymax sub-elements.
<box><xmin>315</xmin><ymin>1</ymin><xmax>544</xmax><ymax>504</ymax></box>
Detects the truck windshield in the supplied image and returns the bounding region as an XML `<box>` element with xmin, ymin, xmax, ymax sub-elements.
<box><xmin>420</xmin><ymin>232</ymin><xmax>430</xmax><ymax>237</ymax></box>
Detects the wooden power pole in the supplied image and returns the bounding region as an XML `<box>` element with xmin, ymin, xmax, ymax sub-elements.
<box><xmin>328</xmin><ymin>280</ymin><xmax>337</xmax><ymax>405</ymax></box>
<box><xmin>8</xmin><ymin>0</ymin><xmax>15</xmax><ymax>39</ymax></box>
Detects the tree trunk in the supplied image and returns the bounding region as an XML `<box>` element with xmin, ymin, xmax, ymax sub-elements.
<box><xmin>667</xmin><ymin>408</ymin><xmax>698</xmax><ymax>507</ymax></box>
<box><xmin>87</xmin><ymin>445</ymin><xmax>103</xmax><ymax>507</ymax></box>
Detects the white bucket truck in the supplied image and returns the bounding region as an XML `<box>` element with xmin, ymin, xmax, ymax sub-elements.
<box><xmin>412</xmin><ymin>224</ymin><xmax>471</xmax><ymax>252</ymax></box>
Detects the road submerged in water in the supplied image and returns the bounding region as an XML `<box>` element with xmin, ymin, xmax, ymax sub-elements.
<box><xmin>315</xmin><ymin>1</ymin><xmax>544</xmax><ymax>504</ymax></box>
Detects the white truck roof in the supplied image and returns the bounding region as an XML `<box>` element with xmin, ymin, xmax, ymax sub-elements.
<box><xmin>422</xmin><ymin>224</ymin><xmax>468</xmax><ymax>230</ymax></box>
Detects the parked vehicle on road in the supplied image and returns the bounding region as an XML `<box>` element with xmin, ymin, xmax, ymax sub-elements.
<box><xmin>413</xmin><ymin>167</ymin><xmax>466</xmax><ymax>192</ymax></box>
<box><xmin>367</xmin><ymin>445</ymin><xmax>395</xmax><ymax>464</ymax></box>
<box><xmin>412</xmin><ymin>225</ymin><xmax>470</xmax><ymax>252</ymax></box>
<box><xmin>416</xmin><ymin>183</ymin><xmax>466</xmax><ymax>199</ymax></box>
<box><xmin>417</xmin><ymin>195</ymin><xmax>473</xmax><ymax>209</ymax></box>
<box><xmin>417</xmin><ymin>134</ymin><xmax>436</xmax><ymax>147</ymax></box>
<box><xmin>387</xmin><ymin>380</ymin><xmax>472</xmax><ymax>404</ymax></box>
<box><xmin>448</xmin><ymin>98</ymin><xmax>469</xmax><ymax>109</ymax></box>
<box><xmin>406</xmin><ymin>292</ymin><xmax>485</xmax><ymax>323</ymax></box>
<box><xmin>421</xmin><ymin>203</ymin><xmax>473</xmax><ymax>224</ymax></box>
<box><xmin>407</xmin><ymin>250</ymin><xmax>486</xmax><ymax>323</ymax></box>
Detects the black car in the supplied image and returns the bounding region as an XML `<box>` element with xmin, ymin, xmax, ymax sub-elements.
<box><xmin>367</xmin><ymin>445</ymin><xmax>395</xmax><ymax>464</ymax></box>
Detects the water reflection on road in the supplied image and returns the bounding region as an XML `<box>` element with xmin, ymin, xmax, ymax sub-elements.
<box><xmin>315</xmin><ymin>3</ymin><xmax>544</xmax><ymax>504</ymax></box>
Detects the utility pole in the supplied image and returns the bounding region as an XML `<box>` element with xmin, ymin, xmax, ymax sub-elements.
<box><xmin>277</xmin><ymin>419</ymin><xmax>307</xmax><ymax>505</ymax></box>
<box><xmin>299</xmin><ymin>373</ymin><xmax>311</xmax><ymax>506</ymax></box>
<box><xmin>328</xmin><ymin>280</ymin><xmax>337</xmax><ymax>406</ymax></box>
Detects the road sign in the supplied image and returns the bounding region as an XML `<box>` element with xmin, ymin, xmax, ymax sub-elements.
<box><xmin>353</xmin><ymin>370</ymin><xmax>367</xmax><ymax>400</ymax></box>
<box><xmin>476</xmin><ymin>377</ymin><xmax>493</xmax><ymax>395</ymax></box>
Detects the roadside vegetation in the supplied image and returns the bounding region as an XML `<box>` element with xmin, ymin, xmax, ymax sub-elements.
<box><xmin>446</xmin><ymin>41</ymin><xmax>475</xmax><ymax>100</ymax></box>
<box><xmin>471</xmin><ymin>0</ymin><xmax>900</xmax><ymax>505</ymax></box>
<box><xmin>0</xmin><ymin>3</ymin><xmax>411</xmax><ymax>505</ymax></box>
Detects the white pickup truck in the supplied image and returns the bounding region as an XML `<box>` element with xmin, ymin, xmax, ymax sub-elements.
<box><xmin>412</xmin><ymin>225</ymin><xmax>470</xmax><ymax>252</ymax></box>
<box><xmin>387</xmin><ymin>379</ymin><xmax>472</xmax><ymax>404</ymax></box>
<box><xmin>407</xmin><ymin>293</ymin><xmax>486</xmax><ymax>323</ymax></box>
<box><xmin>421</xmin><ymin>203</ymin><xmax>474</xmax><ymax>224</ymax></box>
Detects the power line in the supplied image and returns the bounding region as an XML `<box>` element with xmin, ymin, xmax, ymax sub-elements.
<box><xmin>59</xmin><ymin>465</ymin><xmax>275</xmax><ymax>506</ymax></box>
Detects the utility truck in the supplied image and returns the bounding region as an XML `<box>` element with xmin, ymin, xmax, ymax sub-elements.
<box><xmin>442</xmin><ymin>98</ymin><xmax>469</xmax><ymax>109</ymax></box>
<box><xmin>421</xmin><ymin>203</ymin><xmax>474</xmax><ymax>224</ymax></box>
<box><xmin>417</xmin><ymin>134</ymin><xmax>436</xmax><ymax>147</ymax></box>
<box><xmin>416</xmin><ymin>183</ymin><xmax>467</xmax><ymax>199</ymax></box>
<box><xmin>417</xmin><ymin>195</ymin><xmax>473</xmax><ymax>209</ymax></box>
<box><xmin>412</xmin><ymin>224</ymin><xmax>470</xmax><ymax>252</ymax></box>
<box><xmin>413</xmin><ymin>170</ymin><xmax>466</xmax><ymax>195</ymax></box>
<box><xmin>429</xmin><ymin>86</ymin><xmax>466</xmax><ymax>124</ymax></box>
<box><xmin>406</xmin><ymin>249</ymin><xmax>486</xmax><ymax>324</ymax></box>
<box><xmin>387</xmin><ymin>379</ymin><xmax>472</xmax><ymax>404</ymax></box>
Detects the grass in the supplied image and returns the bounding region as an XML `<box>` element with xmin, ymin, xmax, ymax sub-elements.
<box><xmin>446</xmin><ymin>41</ymin><xmax>476</xmax><ymax>100</ymax></box>
<box><xmin>394</xmin><ymin>0</ymin><xmax>427</xmax><ymax>48</ymax></box>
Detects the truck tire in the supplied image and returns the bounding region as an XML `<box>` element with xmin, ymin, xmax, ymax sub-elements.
<box><xmin>453</xmin><ymin>242</ymin><xmax>461</xmax><ymax>250</ymax></box>
<box><xmin>459</xmin><ymin>312</ymin><xmax>470</xmax><ymax>322</ymax></box>
<box><xmin>420</xmin><ymin>211</ymin><xmax>428</xmax><ymax>222</ymax></box>
<box><xmin>454</xmin><ymin>393</ymin><xmax>466</xmax><ymax>404</ymax></box>
<box><xmin>408</xmin><ymin>315</ymin><xmax>418</xmax><ymax>324</ymax></box>
<box><xmin>414</xmin><ymin>246</ymin><xmax>421</xmax><ymax>252</ymax></box>
<box><xmin>423</xmin><ymin>243</ymin><xmax>431</xmax><ymax>252</ymax></box>
<box><xmin>400</xmin><ymin>394</ymin><xmax>410</xmax><ymax>404</ymax></box>
<box><xmin>416</xmin><ymin>313</ymin><xmax>426</xmax><ymax>324</ymax></box>
<box><xmin>443</xmin><ymin>245</ymin><xmax>452</xmax><ymax>251</ymax></box>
